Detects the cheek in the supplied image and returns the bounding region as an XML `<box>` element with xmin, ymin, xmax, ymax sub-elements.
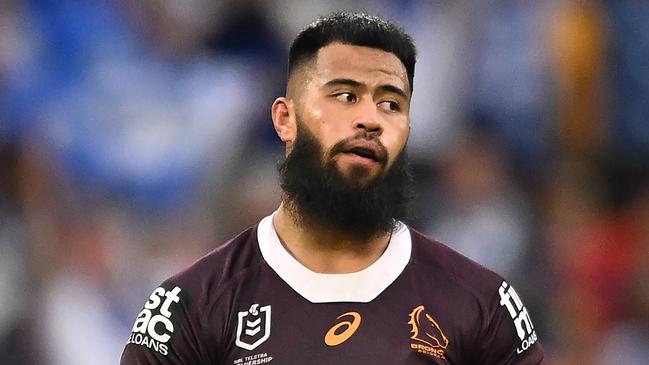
<box><xmin>309</xmin><ymin>107</ymin><xmax>326</xmax><ymax>126</ymax></box>
<box><xmin>298</xmin><ymin>97</ymin><xmax>336</xmax><ymax>134</ymax></box>
<box><xmin>386</xmin><ymin>121</ymin><xmax>410</xmax><ymax>155</ymax></box>
<box><xmin>306</xmin><ymin>110</ymin><xmax>349</xmax><ymax>150</ymax></box>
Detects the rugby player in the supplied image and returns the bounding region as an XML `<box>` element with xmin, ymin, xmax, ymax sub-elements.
<box><xmin>121</xmin><ymin>11</ymin><xmax>544</xmax><ymax>364</ymax></box>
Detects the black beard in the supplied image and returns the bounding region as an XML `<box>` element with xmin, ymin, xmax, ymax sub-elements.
<box><xmin>278</xmin><ymin>120</ymin><xmax>414</xmax><ymax>241</ymax></box>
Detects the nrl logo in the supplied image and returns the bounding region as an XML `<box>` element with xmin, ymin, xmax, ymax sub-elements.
<box><xmin>236</xmin><ymin>304</ymin><xmax>271</xmax><ymax>351</ymax></box>
<box><xmin>408</xmin><ymin>305</ymin><xmax>449</xmax><ymax>360</ymax></box>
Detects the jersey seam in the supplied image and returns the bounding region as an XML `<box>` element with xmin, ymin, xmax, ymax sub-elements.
<box><xmin>206</xmin><ymin>259</ymin><xmax>268</xmax><ymax>358</ymax></box>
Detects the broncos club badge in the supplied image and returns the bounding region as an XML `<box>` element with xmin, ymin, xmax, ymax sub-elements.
<box><xmin>408</xmin><ymin>305</ymin><xmax>449</xmax><ymax>360</ymax></box>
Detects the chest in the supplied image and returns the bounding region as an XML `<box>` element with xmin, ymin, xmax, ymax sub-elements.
<box><xmin>213</xmin><ymin>272</ymin><xmax>478</xmax><ymax>365</ymax></box>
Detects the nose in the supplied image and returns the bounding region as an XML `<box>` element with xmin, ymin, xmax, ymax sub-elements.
<box><xmin>352</xmin><ymin>100</ymin><xmax>382</xmax><ymax>136</ymax></box>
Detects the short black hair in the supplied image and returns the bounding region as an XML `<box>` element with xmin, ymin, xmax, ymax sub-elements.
<box><xmin>288</xmin><ymin>11</ymin><xmax>417</xmax><ymax>93</ymax></box>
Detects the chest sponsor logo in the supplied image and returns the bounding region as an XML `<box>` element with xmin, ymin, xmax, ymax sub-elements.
<box><xmin>324</xmin><ymin>311</ymin><xmax>362</xmax><ymax>346</ymax></box>
<box><xmin>498</xmin><ymin>281</ymin><xmax>538</xmax><ymax>354</ymax></box>
<box><xmin>408</xmin><ymin>305</ymin><xmax>449</xmax><ymax>360</ymax></box>
<box><xmin>236</xmin><ymin>304</ymin><xmax>271</xmax><ymax>351</ymax></box>
<box><xmin>128</xmin><ymin>286</ymin><xmax>182</xmax><ymax>356</ymax></box>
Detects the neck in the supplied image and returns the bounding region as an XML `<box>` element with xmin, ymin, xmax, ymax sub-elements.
<box><xmin>273</xmin><ymin>203</ymin><xmax>392</xmax><ymax>274</ymax></box>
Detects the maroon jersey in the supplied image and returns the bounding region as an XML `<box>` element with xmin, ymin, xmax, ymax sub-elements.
<box><xmin>121</xmin><ymin>213</ymin><xmax>544</xmax><ymax>364</ymax></box>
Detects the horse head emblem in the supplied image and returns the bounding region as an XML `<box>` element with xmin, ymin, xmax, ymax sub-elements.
<box><xmin>408</xmin><ymin>305</ymin><xmax>449</xmax><ymax>349</ymax></box>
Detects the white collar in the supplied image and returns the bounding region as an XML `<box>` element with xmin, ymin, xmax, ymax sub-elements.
<box><xmin>256</xmin><ymin>211</ymin><xmax>412</xmax><ymax>303</ymax></box>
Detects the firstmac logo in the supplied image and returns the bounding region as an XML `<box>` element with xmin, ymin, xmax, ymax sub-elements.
<box><xmin>498</xmin><ymin>281</ymin><xmax>538</xmax><ymax>354</ymax></box>
<box><xmin>128</xmin><ymin>286</ymin><xmax>182</xmax><ymax>355</ymax></box>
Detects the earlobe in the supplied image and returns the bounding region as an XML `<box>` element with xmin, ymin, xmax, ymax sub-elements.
<box><xmin>271</xmin><ymin>97</ymin><xmax>297</xmax><ymax>146</ymax></box>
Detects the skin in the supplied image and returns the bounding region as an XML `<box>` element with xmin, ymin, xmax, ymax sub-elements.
<box><xmin>270</xmin><ymin>42</ymin><xmax>411</xmax><ymax>274</ymax></box>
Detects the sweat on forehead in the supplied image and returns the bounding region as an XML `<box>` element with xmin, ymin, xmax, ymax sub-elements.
<box><xmin>287</xmin><ymin>43</ymin><xmax>409</xmax><ymax>100</ymax></box>
<box><xmin>286</xmin><ymin>11</ymin><xmax>417</xmax><ymax>94</ymax></box>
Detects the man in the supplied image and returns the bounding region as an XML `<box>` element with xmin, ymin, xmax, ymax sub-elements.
<box><xmin>121</xmin><ymin>11</ymin><xmax>544</xmax><ymax>364</ymax></box>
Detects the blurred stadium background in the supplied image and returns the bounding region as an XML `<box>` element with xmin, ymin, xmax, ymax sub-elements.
<box><xmin>1</xmin><ymin>0</ymin><xmax>648</xmax><ymax>364</ymax></box>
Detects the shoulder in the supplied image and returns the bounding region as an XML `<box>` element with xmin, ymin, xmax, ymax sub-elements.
<box><xmin>167</xmin><ymin>226</ymin><xmax>265</xmax><ymax>303</ymax></box>
<box><xmin>408</xmin><ymin>228</ymin><xmax>504</xmax><ymax>299</ymax></box>
<box><xmin>121</xmin><ymin>227</ymin><xmax>264</xmax><ymax>362</ymax></box>
<box><xmin>407</xmin><ymin>228</ymin><xmax>545</xmax><ymax>363</ymax></box>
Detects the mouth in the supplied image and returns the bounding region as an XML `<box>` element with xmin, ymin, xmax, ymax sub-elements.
<box><xmin>347</xmin><ymin>147</ymin><xmax>378</xmax><ymax>161</ymax></box>
<box><xmin>339</xmin><ymin>141</ymin><xmax>387</xmax><ymax>165</ymax></box>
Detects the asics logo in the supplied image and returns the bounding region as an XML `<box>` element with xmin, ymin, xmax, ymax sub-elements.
<box><xmin>324</xmin><ymin>312</ymin><xmax>362</xmax><ymax>346</ymax></box>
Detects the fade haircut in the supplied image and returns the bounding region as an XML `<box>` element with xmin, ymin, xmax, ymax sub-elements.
<box><xmin>288</xmin><ymin>11</ymin><xmax>417</xmax><ymax>93</ymax></box>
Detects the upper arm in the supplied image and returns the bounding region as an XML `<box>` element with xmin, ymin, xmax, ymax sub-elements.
<box><xmin>473</xmin><ymin>280</ymin><xmax>544</xmax><ymax>364</ymax></box>
<box><xmin>120</xmin><ymin>281</ymin><xmax>209</xmax><ymax>365</ymax></box>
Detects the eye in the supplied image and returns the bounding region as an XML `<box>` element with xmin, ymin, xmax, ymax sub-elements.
<box><xmin>378</xmin><ymin>100</ymin><xmax>401</xmax><ymax>112</ymax></box>
<box><xmin>334</xmin><ymin>92</ymin><xmax>357</xmax><ymax>104</ymax></box>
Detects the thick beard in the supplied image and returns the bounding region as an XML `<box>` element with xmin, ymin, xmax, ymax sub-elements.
<box><xmin>278</xmin><ymin>120</ymin><xmax>414</xmax><ymax>241</ymax></box>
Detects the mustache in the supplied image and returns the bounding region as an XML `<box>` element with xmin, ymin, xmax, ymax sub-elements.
<box><xmin>327</xmin><ymin>132</ymin><xmax>389</xmax><ymax>165</ymax></box>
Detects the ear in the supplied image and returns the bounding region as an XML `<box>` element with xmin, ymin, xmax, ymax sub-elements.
<box><xmin>271</xmin><ymin>97</ymin><xmax>297</xmax><ymax>153</ymax></box>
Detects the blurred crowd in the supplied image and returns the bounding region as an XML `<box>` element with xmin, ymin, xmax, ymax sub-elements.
<box><xmin>1</xmin><ymin>0</ymin><xmax>648</xmax><ymax>364</ymax></box>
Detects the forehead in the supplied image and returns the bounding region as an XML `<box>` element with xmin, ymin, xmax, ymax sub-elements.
<box><xmin>311</xmin><ymin>43</ymin><xmax>409</xmax><ymax>93</ymax></box>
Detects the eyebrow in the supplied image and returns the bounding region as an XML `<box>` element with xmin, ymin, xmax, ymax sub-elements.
<box><xmin>323</xmin><ymin>78</ymin><xmax>363</xmax><ymax>89</ymax></box>
<box><xmin>379</xmin><ymin>84</ymin><xmax>409</xmax><ymax>101</ymax></box>
<box><xmin>323</xmin><ymin>78</ymin><xmax>409</xmax><ymax>100</ymax></box>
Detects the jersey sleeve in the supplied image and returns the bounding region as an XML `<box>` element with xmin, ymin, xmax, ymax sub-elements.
<box><xmin>120</xmin><ymin>281</ymin><xmax>208</xmax><ymax>364</ymax></box>
<box><xmin>474</xmin><ymin>280</ymin><xmax>545</xmax><ymax>364</ymax></box>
